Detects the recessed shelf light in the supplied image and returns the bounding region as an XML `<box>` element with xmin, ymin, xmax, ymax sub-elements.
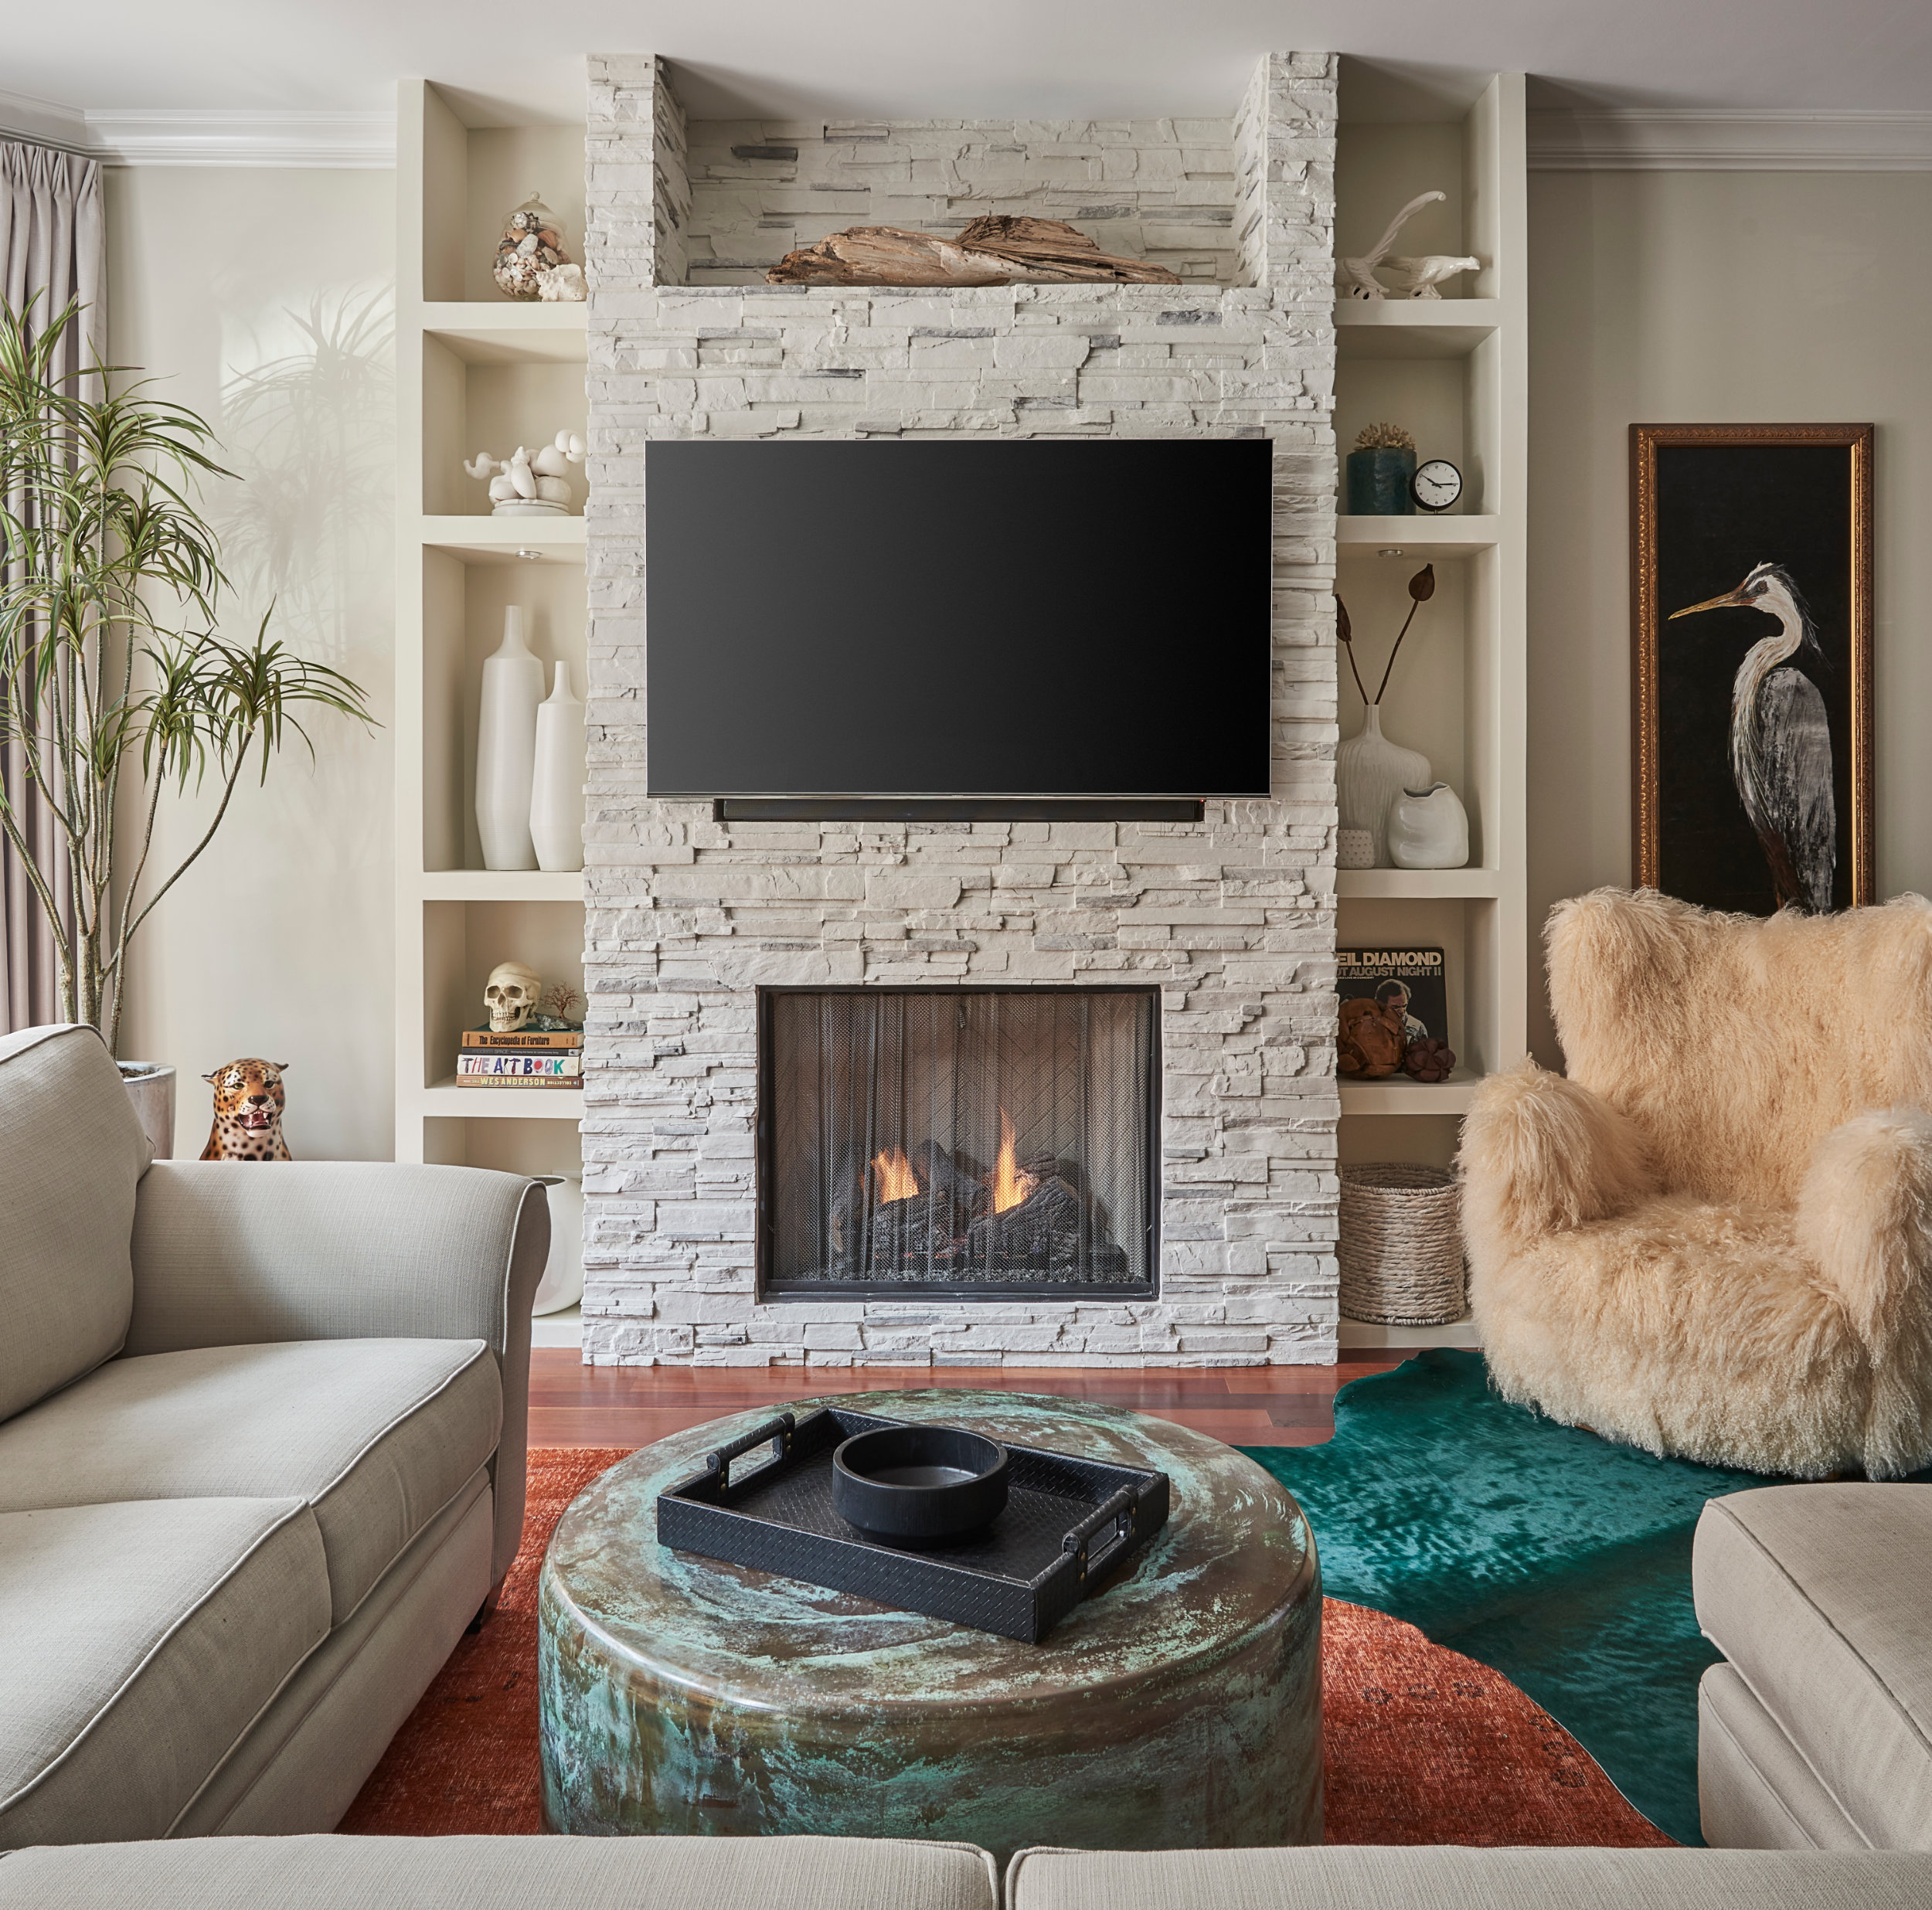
<box><xmin>1376</xmin><ymin>547</ymin><xmax>1406</xmax><ymax>558</ymax></box>
<box><xmin>515</xmin><ymin>548</ymin><xmax>544</xmax><ymax>562</ymax></box>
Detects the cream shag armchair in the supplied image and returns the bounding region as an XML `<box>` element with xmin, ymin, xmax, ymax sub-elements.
<box><xmin>1461</xmin><ymin>888</ymin><xmax>1932</xmax><ymax>1479</ymax></box>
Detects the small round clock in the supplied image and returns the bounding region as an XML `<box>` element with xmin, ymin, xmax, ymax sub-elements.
<box><xmin>1411</xmin><ymin>458</ymin><xmax>1463</xmax><ymax>513</ymax></box>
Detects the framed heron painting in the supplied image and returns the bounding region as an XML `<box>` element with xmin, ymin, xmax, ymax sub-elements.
<box><xmin>1631</xmin><ymin>423</ymin><xmax>1873</xmax><ymax>915</ymax></box>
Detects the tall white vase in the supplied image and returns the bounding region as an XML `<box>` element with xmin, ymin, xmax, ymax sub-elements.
<box><xmin>1335</xmin><ymin>706</ymin><xmax>1430</xmax><ymax>867</ymax></box>
<box><xmin>529</xmin><ymin>660</ymin><xmax>587</xmax><ymax>874</ymax></box>
<box><xmin>476</xmin><ymin>607</ymin><xmax>544</xmax><ymax>871</ymax></box>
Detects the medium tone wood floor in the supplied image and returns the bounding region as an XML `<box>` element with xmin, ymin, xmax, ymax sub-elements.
<box><xmin>527</xmin><ymin>1348</ymin><xmax>1416</xmax><ymax>1451</ymax></box>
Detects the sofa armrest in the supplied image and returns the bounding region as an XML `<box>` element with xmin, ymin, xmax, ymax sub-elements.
<box><xmin>1458</xmin><ymin>1057</ymin><xmax>1657</xmax><ymax>1246</ymax></box>
<box><xmin>128</xmin><ymin>1161</ymin><xmax>549</xmax><ymax>1587</ymax></box>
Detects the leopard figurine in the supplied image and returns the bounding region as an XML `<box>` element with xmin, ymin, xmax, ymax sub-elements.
<box><xmin>200</xmin><ymin>1058</ymin><xmax>293</xmax><ymax>1161</ymax></box>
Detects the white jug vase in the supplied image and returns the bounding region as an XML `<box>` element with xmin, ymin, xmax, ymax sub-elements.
<box><xmin>1336</xmin><ymin>707</ymin><xmax>1430</xmax><ymax>867</ymax></box>
<box><xmin>529</xmin><ymin>661</ymin><xmax>587</xmax><ymax>874</ymax></box>
<box><xmin>476</xmin><ymin>607</ymin><xmax>545</xmax><ymax>870</ymax></box>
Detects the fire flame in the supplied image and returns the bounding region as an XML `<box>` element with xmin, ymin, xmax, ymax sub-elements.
<box><xmin>989</xmin><ymin>1106</ymin><xmax>1035</xmax><ymax>1215</ymax></box>
<box><xmin>871</xmin><ymin>1146</ymin><xmax>920</xmax><ymax>1204</ymax></box>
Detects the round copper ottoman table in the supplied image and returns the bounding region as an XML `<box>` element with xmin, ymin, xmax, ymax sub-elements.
<box><xmin>537</xmin><ymin>1389</ymin><xmax>1321</xmax><ymax>1864</ymax></box>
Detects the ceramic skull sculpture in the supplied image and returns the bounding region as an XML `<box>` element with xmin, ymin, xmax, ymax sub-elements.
<box><xmin>485</xmin><ymin>960</ymin><xmax>542</xmax><ymax>1032</ymax></box>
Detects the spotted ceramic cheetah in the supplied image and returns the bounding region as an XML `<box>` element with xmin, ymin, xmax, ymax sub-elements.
<box><xmin>200</xmin><ymin>1058</ymin><xmax>292</xmax><ymax>1161</ymax></box>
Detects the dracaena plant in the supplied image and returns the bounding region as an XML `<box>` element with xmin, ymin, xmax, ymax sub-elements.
<box><xmin>0</xmin><ymin>294</ymin><xmax>372</xmax><ymax>1052</ymax></box>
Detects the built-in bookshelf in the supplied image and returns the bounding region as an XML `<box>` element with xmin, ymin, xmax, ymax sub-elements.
<box><xmin>1331</xmin><ymin>76</ymin><xmax>1529</xmax><ymax>1348</ymax></box>
<box><xmin>395</xmin><ymin>81</ymin><xmax>587</xmax><ymax>1346</ymax></box>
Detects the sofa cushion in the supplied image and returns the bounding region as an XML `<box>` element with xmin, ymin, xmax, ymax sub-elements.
<box><xmin>1004</xmin><ymin>1846</ymin><xmax>1932</xmax><ymax>1910</ymax></box>
<box><xmin>0</xmin><ymin>1833</ymin><xmax>1001</xmax><ymax>1908</ymax></box>
<box><xmin>0</xmin><ymin>1025</ymin><xmax>150</xmax><ymax>1425</ymax></box>
<box><xmin>1695</xmin><ymin>1484</ymin><xmax>1932</xmax><ymax>1850</ymax></box>
<box><xmin>0</xmin><ymin>1339</ymin><xmax>501</xmax><ymax>1626</ymax></box>
<box><xmin>0</xmin><ymin>1498</ymin><xmax>328</xmax><ymax>1848</ymax></box>
<box><xmin>1700</xmin><ymin>1662</ymin><xmax>1867</xmax><ymax>1849</ymax></box>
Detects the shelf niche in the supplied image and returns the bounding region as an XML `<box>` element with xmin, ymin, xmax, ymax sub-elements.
<box><xmin>420</xmin><ymin>548</ymin><xmax>586</xmax><ymax>875</ymax></box>
<box><xmin>420</xmin><ymin>897</ymin><xmax>587</xmax><ymax>1098</ymax></box>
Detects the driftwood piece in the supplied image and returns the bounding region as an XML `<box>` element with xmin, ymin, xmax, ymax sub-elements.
<box><xmin>766</xmin><ymin>215</ymin><xmax>1180</xmax><ymax>287</ymax></box>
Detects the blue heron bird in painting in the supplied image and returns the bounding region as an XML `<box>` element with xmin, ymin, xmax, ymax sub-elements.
<box><xmin>1669</xmin><ymin>562</ymin><xmax>1835</xmax><ymax>915</ymax></box>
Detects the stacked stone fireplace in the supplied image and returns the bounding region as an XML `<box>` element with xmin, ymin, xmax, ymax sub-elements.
<box><xmin>580</xmin><ymin>53</ymin><xmax>1341</xmax><ymax>1365</ymax></box>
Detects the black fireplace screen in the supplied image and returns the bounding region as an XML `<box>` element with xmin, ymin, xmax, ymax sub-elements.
<box><xmin>760</xmin><ymin>987</ymin><xmax>1158</xmax><ymax>1299</ymax></box>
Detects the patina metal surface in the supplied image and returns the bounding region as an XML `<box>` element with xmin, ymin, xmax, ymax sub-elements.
<box><xmin>538</xmin><ymin>1390</ymin><xmax>1321</xmax><ymax>1862</ymax></box>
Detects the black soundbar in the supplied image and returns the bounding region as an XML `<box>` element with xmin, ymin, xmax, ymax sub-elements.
<box><xmin>711</xmin><ymin>798</ymin><xmax>1206</xmax><ymax>824</ymax></box>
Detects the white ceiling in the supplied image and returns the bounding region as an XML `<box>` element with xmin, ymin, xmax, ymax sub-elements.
<box><xmin>5</xmin><ymin>0</ymin><xmax>1932</xmax><ymax>130</ymax></box>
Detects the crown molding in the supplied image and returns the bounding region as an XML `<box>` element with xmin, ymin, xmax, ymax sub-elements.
<box><xmin>0</xmin><ymin>93</ymin><xmax>395</xmax><ymax>167</ymax></box>
<box><xmin>1529</xmin><ymin>108</ymin><xmax>1932</xmax><ymax>172</ymax></box>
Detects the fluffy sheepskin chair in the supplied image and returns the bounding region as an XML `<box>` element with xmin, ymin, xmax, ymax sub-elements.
<box><xmin>1461</xmin><ymin>887</ymin><xmax>1932</xmax><ymax>1479</ymax></box>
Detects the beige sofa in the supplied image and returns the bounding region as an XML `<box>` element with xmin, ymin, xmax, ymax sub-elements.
<box><xmin>1697</xmin><ymin>1483</ymin><xmax>1932</xmax><ymax>1849</ymax></box>
<box><xmin>1</xmin><ymin>1838</ymin><xmax>1927</xmax><ymax>1908</ymax></box>
<box><xmin>0</xmin><ymin>1024</ymin><xmax>548</xmax><ymax>1847</ymax></box>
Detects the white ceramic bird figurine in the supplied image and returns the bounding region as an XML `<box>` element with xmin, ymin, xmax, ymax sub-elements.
<box><xmin>1382</xmin><ymin>253</ymin><xmax>1483</xmax><ymax>299</ymax></box>
<box><xmin>1336</xmin><ymin>191</ymin><xmax>1446</xmax><ymax>300</ymax></box>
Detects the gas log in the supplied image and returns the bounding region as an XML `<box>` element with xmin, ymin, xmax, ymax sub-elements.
<box><xmin>825</xmin><ymin>1140</ymin><xmax>1130</xmax><ymax>1284</ymax></box>
<box><xmin>766</xmin><ymin>216</ymin><xmax>1182</xmax><ymax>287</ymax></box>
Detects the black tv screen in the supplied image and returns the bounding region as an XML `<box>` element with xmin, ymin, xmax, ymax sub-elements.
<box><xmin>644</xmin><ymin>439</ymin><xmax>1274</xmax><ymax>798</ymax></box>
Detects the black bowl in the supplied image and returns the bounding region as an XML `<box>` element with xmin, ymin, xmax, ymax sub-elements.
<box><xmin>831</xmin><ymin>1425</ymin><xmax>1010</xmax><ymax>1545</ymax></box>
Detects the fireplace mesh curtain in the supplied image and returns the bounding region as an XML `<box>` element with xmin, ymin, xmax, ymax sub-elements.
<box><xmin>766</xmin><ymin>990</ymin><xmax>1156</xmax><ymax>1295</ymax></box>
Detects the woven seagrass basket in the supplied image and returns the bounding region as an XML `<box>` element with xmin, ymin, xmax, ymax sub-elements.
<box><xmin>1338</xmin><ymin>1163</ymin><xmax>1466</xmax><ymax>1327</ymax></box>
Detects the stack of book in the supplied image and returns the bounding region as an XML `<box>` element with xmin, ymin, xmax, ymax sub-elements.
<box><xmin>457</xmin><ymin>1027</ymin><xmax>583</xmax><ymax>1089</ymax></box>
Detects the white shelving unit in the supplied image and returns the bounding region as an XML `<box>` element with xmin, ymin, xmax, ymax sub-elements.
<box><xmin>1332</xmin><ymin>75</ymin><xmax>1528</xmax><ymax>1351</ymax></box>
<box><xmin>396</xmin><ymin>81</ymin><xmax>589</xmax><ymax>1347</ymax></box>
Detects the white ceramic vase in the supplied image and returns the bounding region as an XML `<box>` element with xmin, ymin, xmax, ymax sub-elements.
<box><xmin>533</xmin><ymin>1171</ymin><xmax>584</xmax><ymax>1314</ymax></box>
<box><xmin>1336</xmin><ymin>707</ymin><xmax>1430</xmax><ymax>866</ymax></box>
<box><xmin>1387</xmin><ymin>780</ymin><xmax>1470</xmax><ymax>869</ymax></box>
<box><xmin>118</xmin><ymin>1062</ymin><xmax>175</xmax><ymax>1160</ymax></box>
<box><xmin>476</xmin><ymin>607</ymin><xmax>545</xmax><ymax>871</ymax></box>
<box><xmin>529</xmin><ymin>661</ymin><xmax>587</xmax><ymax>873</ymax></box>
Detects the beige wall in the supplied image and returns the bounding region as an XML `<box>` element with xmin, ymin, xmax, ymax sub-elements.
<box><xmin>1527</xmin><ymin>168</ymin><xmax>1932</xmax><ymax>1065</ymax></box>
<box><xmin>107</xmin><ymin>168</ymin><xmax>396</xmax><ymax>1158</ymax></box>
<box><xmin>95</xmin><ymin>161</ymin><xmax>1932</xmax><ymax>1130</ymax></box>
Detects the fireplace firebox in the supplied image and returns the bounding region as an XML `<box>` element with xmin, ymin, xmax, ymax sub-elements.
<box><xmin>759</xmin><ymin>987</ymin><xmax>1158</xmax><ymax>1300</ymax></box>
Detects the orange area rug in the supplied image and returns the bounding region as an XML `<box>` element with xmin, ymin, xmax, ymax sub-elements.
<box><xmin>342</xmin><ymin>1446</ymin><xmax>1672</xmax><ymax>1847</ymax></box>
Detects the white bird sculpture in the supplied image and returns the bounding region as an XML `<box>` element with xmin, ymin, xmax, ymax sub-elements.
<box><xmin>1669</xmin><ymin>562</ymin><xmax>1835</xmax><ymax>914</ymax></box>
<box><xmin>1380</xmin><ymin>253</ymin><xmax>1483</xmax><ymax>299</ymax></box>
<box><xmin>1336</xmin><ymin>191</ymin><xmax>1446</xmax><ymax>300</ymax></box>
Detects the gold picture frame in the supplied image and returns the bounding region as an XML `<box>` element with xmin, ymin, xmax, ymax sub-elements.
<box><xmin>1631</xmin><ymin>423</ymin><xmax>1874</xmax><ymax>911</ymax></box>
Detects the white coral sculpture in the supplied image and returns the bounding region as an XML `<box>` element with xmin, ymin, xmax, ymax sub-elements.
<box><xmin>464</xmin><ymin>430</ymin><xmax>587</xmax><ymax>511</ymax></box>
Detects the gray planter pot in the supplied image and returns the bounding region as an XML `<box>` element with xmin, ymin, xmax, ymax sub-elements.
<box><xmin>118</xmin><ymin>1062</ymin><xmax>176</xmax><ymax>1161</ymax></box>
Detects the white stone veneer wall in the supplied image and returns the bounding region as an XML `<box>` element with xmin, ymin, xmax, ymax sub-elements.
<box><xmin>682</xmin><ymin>117</ymin><xmax>1240</xmax><ymax>286</ymax></box>
<box><xmin>580</xmin><ymin>53</ymin><xmax>1340</xmax><ymax>1366</ymax></box>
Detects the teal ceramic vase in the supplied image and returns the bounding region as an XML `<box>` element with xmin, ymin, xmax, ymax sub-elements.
<box><xmin>1345</xmin><ymin>446</ymin><xmax>1416</xmax><ymax>515</ymax></box>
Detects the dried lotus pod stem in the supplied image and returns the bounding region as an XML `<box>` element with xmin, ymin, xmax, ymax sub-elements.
<box><xmin>1335</xmin><ymin>594</ymin><xmax>1369</xmax><ymax>704</ymax></box>
<box><xmin>1372</xmin><ymin>565</ymin><xmax>1437</xmax><ymax>707</ymax></box>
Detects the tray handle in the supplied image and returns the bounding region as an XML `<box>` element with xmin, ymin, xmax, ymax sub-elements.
<box><xmin>702</xmin><ymin>1412</ymin><xmax>797</xmax><ymax>1493</ymax></box>
<box><xmin>1063</xmin><ymin>1485</ymin><xmax>1137</xmax><ymax>1582</ymax></box>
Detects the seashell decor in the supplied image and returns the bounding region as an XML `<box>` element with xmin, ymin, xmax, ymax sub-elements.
<box><xmin>494</xmin><ymin>192</ymin><xmax>585</xmax><ymax>301</ymax></box>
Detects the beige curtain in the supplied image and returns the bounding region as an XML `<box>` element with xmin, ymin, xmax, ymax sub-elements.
<box><xmin>0</xmin><ymin>141</ymin><xmax>103</xmax><ymax>1032</ymax></box>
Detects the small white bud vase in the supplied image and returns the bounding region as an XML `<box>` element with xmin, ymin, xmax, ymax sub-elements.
<box><xmin>1386</xmin><ymin>780</ymin><xmax>1470</xmax><ymax>869</ymax></box>
<box><xmin>529</xmin><ymin>660</ymin><xmax>587</xmax><ymax>873</ymax></box>
<box><xmin>1335</xmin><ymin>707</ymin><xmax>1430</xmax><ymax>867</ymax></box>
<box><xmin>476</xmin><ymin>607</ymin><xmax>545</xmax><ymax>871</ymax></box>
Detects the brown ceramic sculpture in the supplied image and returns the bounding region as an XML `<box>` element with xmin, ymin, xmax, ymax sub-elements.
<box><xmin>1338</xmin><ymin>997</ymin><xmax>1406</xmax><ymax>1079</ymax></box>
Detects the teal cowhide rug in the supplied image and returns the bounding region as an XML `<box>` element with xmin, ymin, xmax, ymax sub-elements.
<box><xmin>1242</xmin><ymin>1348</ymin><xmax>1770</xmax><ymax>1847</ymax></box>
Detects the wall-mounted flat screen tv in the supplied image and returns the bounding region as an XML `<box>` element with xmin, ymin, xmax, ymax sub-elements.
<box><xmin>644</xmin><ymin>439</ymin><xmax>1274</xmax><ymax>798</ymax></box>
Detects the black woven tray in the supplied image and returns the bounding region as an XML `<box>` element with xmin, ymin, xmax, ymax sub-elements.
<box><xmin>657</xmin><ymin>1407</ymin><xmax>1170</xmax><ymax>1643</ymax></box>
